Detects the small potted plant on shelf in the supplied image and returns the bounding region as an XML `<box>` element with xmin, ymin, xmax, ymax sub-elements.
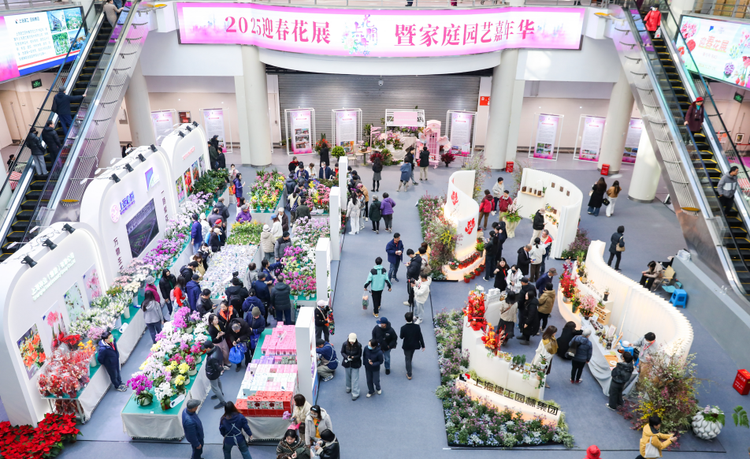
<box><xmin>449</xmin><ymin>260</ymin><xmax>458</xmax><ymax>271</ymax></box>
<box><xmin>603</xmin><ymin>287</ymin><xmax>610</xmax><ymax>302</ymax></box>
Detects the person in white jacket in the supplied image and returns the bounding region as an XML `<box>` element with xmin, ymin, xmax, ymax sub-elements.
<box><xmin>491</xmin><ymin>177</ymin><xmax>504</xmax><ymax>214</ymax></box>
<box><xmin>413</xmin><ymin>273</ymin><xmax>432</xmax><ymax>324</ymax></box>
<box><xmin>506</xmin><ymin>265</ymin><xmax>523</xmax><ymax>293</ymax></box>
<box><xmin>260</xmin><ymin>224</ymin><xmax>275</xmax><ymax>262</ymax></box>
<box><xmin>347</xmin><ymin>195</ymin><xmax>361</xmax><ymax>235</ymax></box>
<box><xmin>528</xmin><ymin>237</ymin><xmax>547</xmax><ymax>283</ymax></box>
<box><xmin>270</xmin><ymin>214</ymin><xmax>283</xmax><ymax>240</ymax></box>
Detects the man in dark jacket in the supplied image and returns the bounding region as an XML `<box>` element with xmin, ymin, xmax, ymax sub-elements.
<box><xmin>208</xmin><ymin>208</ymin><xmax>222</xmax><ymax>227</ymax></box>
<box><xmin>494</xmin><ymin>221</ymin><xmax>508</xmax><ymax>262</ymax></box>
<box><xmin>318</xmin><ymin>162</ymin><xmax>333</xmax><ymax>180</ymax></box>
<box><xmin>51</xmin><ymin>88</ymin><xmax>83</xmax><ymax>133</ymax></box>
<box><xmin>517</xmin><ymin>277</ymin><xmax>534</xmax><ymax>323</ymax></box>
<box><xmin>202</xmin><ymin>341</ymin><xmax>226</xmax><ymax>408</ymax></box>
<box><xmin>363</xmin><ymin>339</ymin><xmax>384</xmax><ymax>397</ymax></box>
<box><xmin>159</xmin><ymin>268</ymin><xmax>177</xmax><ymax>316</ymax></box>
<box><xmin>518</xmin><ymin>288</ymin><xmax>539</xmax><ymax>344</ymax></box>
<box><xmin>570</xmin><ymin>329</ymin><xmax>593</xmax><ymax>384</ymax></box>
<box><xmin>288</xmin><ymin>156</ymin><xmax>300</xmax><ymax>174</ymax></box>
<box><xmin>483</xmin><ymin>231</ymin><xmax>496</xmax><ymax>281</ymax></box>
<box><xmin>385</xmin><ymin>234</ymin><xmax>405</xmax><ymax>283</ymax></box>
<box><xmin>215</xmin><ymin>197</ymin><xmax>230</xmax><ymax>220</ymax></box>
<box><xmin>294</xmin><ymin>201</ymin><xmax>311</xmax><ymax>222</ymax></box>
<box><xmin>531</xmin><ymin>208</ymin><xmax>545</xmax><ymax>242</ymax></box>
<box><xmin>42</xmin><ymin>121</ymin><xmax>61</xmax><ymax>158</ymax></box>
<box><xmin>252</xmin><ymin>274</ymin><xmax>271</xmax><ymax>311</ymax></box>
<box><xmin>607</xmin><ymin>351</ymin><xmax>634</xmax><ymax>410</ymax></box>
<box><xmin>535</xmin><ymin>268</ymin><xmax>557</xmax><ymax>296</ymax></box>
<box><xmin>27</xmin><ymin>128</ymin><xmax>48</xmax><ymax>176</ymax></box>
<box><xmin>340</xmin><ymin>333</ymin><xmax>363</xmax><ymax>400</ymax></box>
<box><xmin>372</xmin><ymin>317</ymin><xmax>397</xmax><ymax>375</ymax></box>
<box><xmin>607</xmin><ymin>226</ymin><xmax>625</xmax><ymax>271</ymax></box>
<box><xmin>400</xmin><ymin>312</ymin><xmax>425</xmax><ymax>380</ymax></box>
<box><xmin>225</xmin><ymin>277</ymin><xmax>249</xmax><ymax>303</ymax></box>
<box><xmin>198</xmin><ymin>289</ymin><xmax>214</xmax><ymax>316</ymax></box>
<box><xmin>404</xmin><ymin>249</ymin><xmax>422</xmax><ymax>309</ymax></box>
<box><xmin>227</xmin><ymin>318</ymin><xmax>251</xmax><ymax>370</ymax></box>
<box><xmin>270</xmin><ymin>280</ymin><xmax>293</xmax><ymax>325</ymax></box>
<box><xmin>182</xmin><ymin>399</ymin><xmax>204</xmax><ymax>459</ymax></box>
<box><xmin>180</xmin><ymin>263</ymin><xmax>195</xmax><ymax>283</ymax></box>
<box><xmin>316</xmin><ymin>339</ymin><xmax>338</xmax><ymax>382</ymax></box>
<box><xmin>274</xmin><ymin>232</ymin><xmax>292</xmax><ymax>260</ymax></box>
<box><xmin>186</xmin><ymin>274</ymin><xmax>202</xmax><ymax>311</ymax></box>
<box><xmin>516</xmin><ymin>244</ymin><xmax>531</xmax><ymax>276</ymax></box>
<box><xmin>96</xmin><ymin>332</ymin><xmax>125</xmax><ymax>391</ymax></box>
<box><xmin>191</xmin><ymin>214</ymin><xmax>202</xmax><ymax>254</ymax></box>
<box><xmin>208</xmin><ymin>142</ymin><xmax>219</xmax><ymax>169</ymax></box>
<box><xmin>418</xmin><ymin>146</ymin><xmax>430</xmax><ymax>181</ymax></box>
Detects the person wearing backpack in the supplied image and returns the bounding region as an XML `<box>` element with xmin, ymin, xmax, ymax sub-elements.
<box><xmin>202</xmin><ymin>341</ymin><xmax>227</xmax><ymax>409</ymax></box>
<box><xmin>607</xmin><ymin>351</ymin><xmax>634</xmax><ymax>410</ymax></box>
<box><xmin>364</xmin><ymin>257</ymin><xmax>392</xmax><ymax>318</ymax></box>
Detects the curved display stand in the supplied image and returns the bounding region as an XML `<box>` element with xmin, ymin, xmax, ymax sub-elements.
<box><xmin>557</xmin><ymin>241</ymin><xmax>694</xmax><ymax>394</ymax></box>
<box><xmin>514</xmin><ymin>168</ymin><xmax>582</xmax><ymax>259</ymax></box>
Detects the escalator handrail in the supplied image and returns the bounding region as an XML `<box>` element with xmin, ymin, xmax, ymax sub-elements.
<box><xmin>621</xmin><ymin>0</ymin><xmax>750</xmax><ymax>280</ymax></box>
<box><xmin>0</xmin><ymin>1</ymin><xmax>98</xmax><ymax>202</ymax></box>
<box><xmin>22</xmin><ymin>1</ymin><xmax>146</xmax><ymax>244</ymax></box>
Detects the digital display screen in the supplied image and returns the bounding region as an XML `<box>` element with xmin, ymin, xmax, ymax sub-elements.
<box><xmin>126</xmin><ymin>199</ymin><xmax>159</xmax><ymax>258</ymax></box>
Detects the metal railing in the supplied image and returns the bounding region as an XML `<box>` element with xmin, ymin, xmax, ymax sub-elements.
<box><xmin>246</xmin><ymin>0</ymin><xmax>508</xmax><ymax>7</ymax></box>
<box><xmin>693</xmin><ymin>0</ymin><xmax>750</xmax><ymax>18</ymax></box>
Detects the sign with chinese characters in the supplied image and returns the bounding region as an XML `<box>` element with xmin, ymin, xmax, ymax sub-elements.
<box><xmin>290</xmin><ymin>109</ymin><xmax>313</xmax><ymax>154</ymax></box>
<box><xmin>31</xmin><ymin>253</ymin><xmax>76</xmax><ymax>300</ymax></box>
<box><xmin>577</xmin><ymin>116</ymin><xmax>605</xmax><ymax>162</ymax></box>
<box><xmin>532</xmin><ymin>114</ymin><xmax>561</xmax><ymax>161</ymax></box>
<box><xmin>622</xmin><ymin>118</ymin><xmax>643</xmax><ymax>164</ymax></box>
<box><xmin>677</xmin><ymin>15</ymin><xmax>750</xmax><ymax>90</ymax></box>
<box><xmin>176</xmin><ymin>3</ymin><xmax>585</xmax><ymax>57</ymax></box>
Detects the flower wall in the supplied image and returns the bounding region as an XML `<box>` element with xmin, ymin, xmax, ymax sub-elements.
<box><xmin>279</xmin><ymin>217</ymin><xmax>331</xmax><ymax>298</ymax></box>
<box><xmin>417</xmin><ymin>194</ymin><xmax>458</xmax><ymax>280</ymax></box>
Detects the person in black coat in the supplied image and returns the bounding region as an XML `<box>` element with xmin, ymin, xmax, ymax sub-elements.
<box><xmin>556</xmin><ymin>321</ymin><xmax>583</xmax><ymax>359</ymax></box>
<box><xmin>313</xmin><ymin>429</ymin><xmax>340</xmax><ymax>459</ymax></box>
<box><xmin>372</xmin><ymin>317</ymin><xmax>397</xmax><ymax>375</ymax></box>
<box><xmin>340</xmin><ymin>333</ymin><xmax>363</xmax><ymax>400</ymax></box>
<box><xmin>270</xmin><ymin>280</ymin><xmax>293</xmax><ymax>325</ymax></box>
<box><xmin>319</xmin><ymin>146</ymin><xmax>330</xmax><ymax>168</ymax></box>
<box><xmin>587</xmin><ymin>178</ymin><xmax>607</xmax><ymax>217</ymax></box>
<box><xmin>208</xmin><ymin>228</ymin><xmax>222</xmax><ymax>252</ymax></box>
<box><xmin>27</xmin><ymin>128</ymin><xmax>48</xmax><ymax>176</ymax></box>
<box><xmin>607</xmin><ymin>226</ymin><xmax>625</xmax><ymax>271</ymax></box>
<box><xmin>202</xmin><ymin>341</ymin><xmax>227</xmax><ymax>408</ymax></box>
<box><xmin>227</xmin><ymin>318</ymin><xmax>251</xmax><ymax>370</ymax></box>
<box><xmin>403</xmin><ymin>148</ymin><xmax>417</xmax><ymax>185</ymax></box>
<box><xmin>516</xmin><ymin>245</ymin><xmax>531</xmax><ymax>276</ymax></box>
<box><xmin>314</xmin><ymin>300</ymin><xmax>331</xmax><ymax>343</ymax></box>
<box><xmin>241</xmin><ymin>291</ymin><xmax>264</xmax><ymax>315</ymax></box>
<box><xmin>399</xmin><ymin>312</ymin><xmax>425</xmax><ymax>380</ymax></box>
<box><xmin>96</xmin><ymin>332</ymin><xmax>125</xmax><ymax>391</ymax></box>
<box><xmin>371</xmin><ymin>157</ymin><xmax>383</xmax><ymax>191</ymax></box>
<box><xmin>51</xmin><ymin>88</ymin><xmax>83</xmax><ymax>133</ymax></box>
<box><xmin>405</xmin><ymin>249</ymin><xmax>422</xmax><ymax>308</ymax></box>
<box><xmin>518</xmin><ymin>289</ymin><xmax>539</xmax><ymax>344</ymax></box>
<box><xmin>418</xmin><ymin>146</ymin><xmax>430</xmax><ymax>181</ymax></box>
<box><xmin>159</xmin><ymin>269</ymin><xmax>177</xmax><ymax>315</ymax></box>
<box><xmin>532</xmin><ymin>208</ymin><xmax>545</xmax><ymax>241</ymax></box>
<box><xmin>225</xmin><ymin>277</ymin><xmax>249</xmax><ymax>303</ymax></box>
<box><xmin>363</xmin><ymin>340</ymin><xmax>384</xmax><ymax>397</ymax></box>
<box><xmin>516</xmin><ymin>277</ymin><xmax>534</xmax><ymax>323</ymax></box>
<box><xmin>493</xmin><ymin>258</ymin><xmax>509</xmax><ymax>291</ymax></box>
<box><xmin>483</xmin><ymin>231</ymin><xmax>496</xmax><ymax>281</ymax></box>
<box><xmin>41</xmin><ymin>121</ymin><xmax>61</xmax><ymax>158</ymax></box>
<box><xmin>608</xmin><ymin>351</ymin><xmax>635</xmax><ymax>410</ymax></box>
<box><xmin>494</xmin><ymin>221</ymin><xmax>508</xmax><ymax>261</ymax></box>
<box><xmin>198</xmin><ymin>289</ymin><xmax>214</xmax><ymax>316</ymax></box>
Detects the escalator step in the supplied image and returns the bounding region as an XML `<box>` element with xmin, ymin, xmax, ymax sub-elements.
<box><xmin>11</xmin><ymin>220</ymin><xmax>30</xmax><ymax>232</ymax></box>
<box><xmin>26</xmin><ymin>190</ymin><xmax>42</xmax><ymax>200</ymax></box>
<box><xmin>724</xmin><ymin>236</ymin><xmax>750</xmax><ymax>248</ymax></box>
<box><xmin>29</xmin><ymin>180</ymin><xmax>50</xmax><ymax>191</ymax></box>
<box><xmin>6</xmin><ymin>231</ymin><xmax>25</xmax><ymax>242</ymax></box>
<box><xmin>17</xmin><ymin>209</ymin><xmax>35</xmax><ymax>219</ymax></box>
<box><xmin>730</xmin><ymin>226</ymin><xmax>748</xmax><ymax>237</ymax></box>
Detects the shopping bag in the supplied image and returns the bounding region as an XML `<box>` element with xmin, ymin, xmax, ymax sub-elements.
<box><xmin>229</xmin><ymin>343</ymin><xmax>247</xmax><ymax>364</ymax></box>
<box><xmin>654</xmin><ymin>28</ymin><xmax>662</xmax><ymax>39</ymax></box>
<box><xmin>362</xmin><ymin>293</ymin><xmax>369</xmax><ymax>310</ymax></box>
<box><xmin>644</xmin><ymin>437</ymin><xmax>660</xmax><ymax>458</ymax></box>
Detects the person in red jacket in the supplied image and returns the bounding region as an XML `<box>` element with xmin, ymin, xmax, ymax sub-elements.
<box><xmin>644</xmin><ymin>6</ymin><xmax>661</xmax><ymax>34</ymax></box>
<box><xmin>478</xmin><ymin>190</ymin><xmax>494</xmax><ymax>230</ymax></box>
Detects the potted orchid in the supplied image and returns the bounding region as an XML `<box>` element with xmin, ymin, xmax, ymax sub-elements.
<box><xmin>127</xmin><ymin>374</ymin><xmax>154</xmax><ymax>406</ymax></box>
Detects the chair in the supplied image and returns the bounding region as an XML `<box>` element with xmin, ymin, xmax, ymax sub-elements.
<box><xmin>670</xmin><ymin>289</ymin><xmax>687</xmax><ymax>308</ymax></box>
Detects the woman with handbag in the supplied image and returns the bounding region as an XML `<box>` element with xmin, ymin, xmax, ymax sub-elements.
<box><xmin>607</xmin><ymin>226</ymin><xmax>625</xmax><ymax>271</ymax></box>
<box><xmin>587</xmin><ymin>178</ymin><xmax>607</xmax><ymax>216</ymax></box>
<box><xmin>532</xmin><ymin>326</ymin><xmax>557</xmax><ymax>388</ymax></box>
<box><xmin>556</xmin><ymin>321</ymin><xmax>582</xmax><ymax>360</ymax></box>
<box><xmin>496</xmin><ymin>291</ymin><xmax>517</xmax><ymax>343</ymax></box>
<box><xmin>209</xmin><ymin>313</ymin><xmax>231</xmax><ymax>368</ymax></box>
<box><xmin>605</xmin><ymin>180</ymin><xmax>622</xmax><ymax>217</ymax></box>
<box><xmin>637</xmin><ymin>415</ymin><xmax>676</xmax><ymax>458</ymax></box>
<box><xmin>219</xmin><ymin>402</ymin><xmax>254</xmax><ymax>459</ymax></box>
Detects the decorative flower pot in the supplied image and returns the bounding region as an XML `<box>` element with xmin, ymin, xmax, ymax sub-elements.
<box><xmin>603</xmin><ymin>293</ymin><xmax>609</xmax><ymax>302</ymax></box>
<box><xmin>160</xmin><ymin>398</ymin><xmax>172</xmax><ymax>411</ymax></box>
<box><xmin>188</xmin><ymin>367</ymin><xmax>197</xmax><ymax>376</ymax></box>
<box><xmin>90</xmin><ymin>355</ymin><xmax>97</xmax><ymax>368</ymax></box>
<box><xmin>692</xmin><ymin>412</ymin><xmax>722</xmax><ymax>440</ymax></box>
<box><xmin>504</xmin><ymin>219</ymin><xmax>520</xmax><ymax>238</ymax></box>
<box><xmin>123</xmin><ymin>307</ymin><xmax>131</xmax><ymax>320</ymax></box>
<box><xmin>136</xmin><ymin>392</ymin><xmax>154</xmax><ymax>407</ymax></box>
<box><xmin>562</xmin><ymin>296</ymin><xmax>571</xmax><ymax>304</ymax></box>
<box><xmin>464</xmin><ymin>278</ymin><xmax>470</xmax><ymax>283</ymax></box>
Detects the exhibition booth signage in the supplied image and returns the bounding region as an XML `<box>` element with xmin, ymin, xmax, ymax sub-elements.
<box><xmin>176</xmin><ymin>3</ymin><xmax>585</xmax><ymax>57</ymax></box>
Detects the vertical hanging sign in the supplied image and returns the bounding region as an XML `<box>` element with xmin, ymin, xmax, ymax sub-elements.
<box><xmin>290</xmin><ymin>109</ymin><xmax>313</xmax><ymax>154</ymax></box>
<box><xmin>202</xmin><ymin>108</ymin><xmax>226</xmax><ymax>146</ymax></box>
<box><xmin>335</xmin><ymin>110</ymin><xmax>357</xmax><ymax>153</ymax></box>
<box><xmin>622</xmin><ymin>118</ymin><xmax>644</xmax><ymax>164</ymax></box>
<box><xmin>532</xmin><ymin>114</ymin><xmax>560</xmax><ymax>160</ymax></box>
<box><xmin>151</xmin><ymin>110</ymin><xmax>174</xmax><ymax>146</ymax></box>
<box><xmin>578</xmin><ymin>116</ymin><xmax>606</xmax><ymax>162</ymax></box>
<box><xmin>450</xmin><ymin>112</ymin><xmax>473</xmax><ymax>156</ymax></box>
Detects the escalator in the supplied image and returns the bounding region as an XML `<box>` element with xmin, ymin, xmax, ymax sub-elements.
<box><xmin>608</xmin><ymin>0</ymin><xmax>750</xmax><ymax>295</ymax></box>
<box><xmin>2</xmin><ymin>17</ymin><xmax>114</xmax><ymax>256</ymax></box>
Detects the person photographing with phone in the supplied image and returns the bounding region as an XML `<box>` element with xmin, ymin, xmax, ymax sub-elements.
<box><xmin>636</xmin><ymin>415</ymin><xmax>676</xmax><ymax>458</ymax></box>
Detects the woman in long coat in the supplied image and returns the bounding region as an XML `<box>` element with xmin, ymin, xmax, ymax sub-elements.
<box><xmin>587</xmin><ymin>178</ymin><xmax>607</xmax><ymax>217</ymax></box>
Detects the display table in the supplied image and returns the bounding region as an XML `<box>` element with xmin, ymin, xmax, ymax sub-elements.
<box><xmin>580</xmin><ymin>319</ymin><xmax>639</xmax><ymax>396</ymax></box>
<box><xmin>121</xmin><ymin>359</ymin><xmax>210</xmax><ymax>440</ymax></box>
<box><xmin>250</xmin><ymin>196</ymin><xmax>283</xmax><ymax>225</ymax></box>
<box><xmin>44</xmin><ymin>305</ymin><xmax>145</xmax><ymax>423</ymax></box>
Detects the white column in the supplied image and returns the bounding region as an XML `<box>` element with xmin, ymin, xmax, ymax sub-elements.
<box><xmin>234</xmin><ymin>75</ymin><xmax>251</xmax><ymax>165</ymax></box>
<box><xmin>598</xmin><ymin>67</ymin><xmax>634</xmax><ymax>174</ymax></box>
<box><xmin>505</xmin><ymin>79</ymin><xmax>526</xmax><ymax>164</ymax></box>
<box><xmin>240</xmin><ymin>46</ymin><xmax>272</xmax><ymax>166</ymax></box>
<box><xmin>100</xmin><ymin>124</ymin><xmax>121</xmax><ymax>168</ymax></box>
<box><xmin>330</xmin><ymin>187</ymin><xmax>341</xmax><ymax>261</ymax></box>
<box><xmin>628</xmin><ymin>133</ymin><xmax>661</xmax><ymax>202</ymax></box>
<box><xmin>124</xmin><ymin>61</ymin><xmax>156</xmax><ymax>147</ymax></box>
<box><xmin>338</xmin><ymin>156</ymin><xmax>348</xmax><ymax>210</ymax></box>
<box><xmin>294</xmin><ymin>307</ymin><xmax>316</xmax><ymax>402</ymax></box>
<box><xmin>485</xmin><ymin>49</ymin><xmax>520</xmax><ymax>170</ymax></box>
<box><xmin>315</xmin><ymin>238</ymin><xmax>331</xmax><ymax>302</ymax></box>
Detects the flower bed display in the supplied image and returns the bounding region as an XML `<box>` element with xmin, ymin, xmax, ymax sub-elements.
<box><xmin>68</xmin><ymin>290</ymin><xmax>134</xmax><ymax>339</ymax></box>
<box><xmin>303</xmin><ymin>179</ymin><xmax>331</xmax><ymax>213</ymax></box>
<box><xmin>191</xmin><ymin>169</ymin><xmax>229</xmax><ymax>196</ymax></box>
<box><xmin>290</xmin><ymin>217</ymin><xmax>330</xmax><ymax>248</ymax></box>
<box><xmin>417</xmin><ymin>194</ymin><xmax>457</xmax><ymax>280</ymax></box>
<box><xmin>200</xmin><ymin>245</ymin><xmax>257</xmax><ymax>301</ymax></box>
<box><xmin>279</xmin><ymin>217</ymin><xmax>331</xmax><ymax>299</ymax></box>
<box><xmin>128</xmin><ymin>308</ymin><xmax>209</xmax><ymax>411</ymax></box>
<box><xmin>434</xmin><ymin>309</ymin><xmax>574</xmax><ymax>448</ymax></box>
<box><xmin>227</xmin><ymin>221</ymin><xmax>263</xmax><ymax>246</ymax></box>
<box><xmin>248</xmin><ymin>169</ymin><xmax>285</xmax><ymax>211</ymax></box>
<box><xmin>0</xmin><ymin>413</ymin><xmax>80</xmax><ymax>459</ymax></box>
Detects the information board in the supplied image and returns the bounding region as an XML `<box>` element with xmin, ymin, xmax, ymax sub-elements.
<box><xmin>531</xmin><ymin>114</ymin><xmax>561</xmax><ymax>160</ymax></box>
<box><xmin>449</xmin><ymin>111</ymin><xmax>473</xmax><ymax>155</ymax></box>
<box><xmin>289</xmin><ymin>109</ymin><xmax>312</xmax><ymax>154</ymax></box>
<box><xmin>622</xmin><ymin>118</ymin><xmax>643</xmax><ymax>164</ymax></box>
<box><xmin>577</xmin><ymin>116</ymin><xmax>606</xmax><ymax>162</ymax></box>
<box><xmin>334</xmin><ymin>110</ymin><xmax>357</xmax><ymax>153</ymax></box>
<box><xmin>202</xmin><ymin>108</ymin><xmax>226</xmax><ymax>146</ymax></box>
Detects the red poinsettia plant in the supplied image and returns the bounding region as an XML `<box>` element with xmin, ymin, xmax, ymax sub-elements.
<box><xmin>52</xmin><ymin>331</ymin><xmax>81</xmax><ymax>350</ymax></box>
<box><xmin>0</xmin><ymin>413</ymin><xmax>80</xmax><ymax>459</ymax></box>
<box><xmin>462</xmin><ymin>289</ymin><xmax>487</xmax><ymax>331</ymax></box>
<box><xmin>560</xmin><ymin>270</ymin><xmax>576</xmax><ymax>299</ymax></box>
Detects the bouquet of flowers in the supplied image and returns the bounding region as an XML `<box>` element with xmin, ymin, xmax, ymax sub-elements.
<box><xmin>227</xmin><ymin>221</ymin><xmax>264</xmax><ymax>246</ymax></box>
<box><xmin>462</xmin><ymin>288</ymin><xmax>487</xmax><ymax>331</ymax></box>
<box><xmin>481</xmin><ymin>323</ymin><xmax>504</xmax><ymax>355</ymax></box>
<box><xmin>578</xmin><ymin>294</ymin><xmax>597</xmax><ymax>318</ymax></box>
<box><xmin>37</xmin><ymin>349</ymin><xmax>93</xmax><ymax>398</ymax></box>
<box><xmin>126</xmin><ymin>374</ymin><xmax>154</xmax><ymax>405</ymax></box>
<box><xmin>560</xmin><ymin>270</ymin><xmax>576</xmax><ymax>299</ymax></box>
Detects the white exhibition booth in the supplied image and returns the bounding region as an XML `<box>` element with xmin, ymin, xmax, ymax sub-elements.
<box><xmin>557</xmin><ymin>241</ymin><xmax>694</xmax><ymax>395</ymax></box>
<box><xmin>444</xmin><ymin>170</ymin><xmax>479</xmax><ymax>260</ymax></box>
<box><xmin>515</xmin><ymin>168</ymin><xmax>583</xmax><ymax>259</ymax></box>
<box><xmin>160</xmin><ymin>122</ymin><xmax>213</xmax><ymax>207</ymax></box>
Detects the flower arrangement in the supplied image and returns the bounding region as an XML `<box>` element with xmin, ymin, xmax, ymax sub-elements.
<box><xmin>127</xmin><ymin>374</ymin><xmax>154</xmax><ymax>405</ymax></box>
<box><xmin>560</xmin><ymin>270</ymin><xmax>576</xmax><ymax>301</ymax></box>
<box><xmin>292</xmin><ymin>217</ymin><xmax>330</xmax><ymax>248</ymax></box>
<box><xmin>434</xmin><ymin>310</ymin><xmax>573</xmax><ymax>448</ymax></box>
<box><xmin>440</xmin><ymin>151</ymin><xmax>456</xmax><ymax>167</ymax></box>
<box><xmin>330</xmin><ymin>146</ymin><xmax>346</xmax><ymax>158</ymax></box>
<box><xmin>279</xmin><ymin>245</ymin><xmax>317</xmax><ymax>297</ymax></box>
<box><xmin>315</xmin><ymin>134</ymin><xmax>330</xmax><ymax>153</ymax></box>
<box><xmin>0</xmin><ymin>413</ymin><xmax>80</xmax><ymax>459</ymax></box>
<box><xmin>227</xmin><ymin>221</ymin><xmax>264</xmax><ymax>246</ymax></box>
<box><xmin>462</xmin><ymin>288</ymin><xmax>487</xmax><ymax>331</ymax></box>
<box><xmin>248</xmin><ymin>169</ymin><xmax>285</xmax><ymax>211</ymax></box>
<box><xmin>37</xmin><ymin>348</ymin><xmax>93</xmax><ymax>398</ymax></box>
<box><xmin>304</xmin><ymin>179</ymin><xmax>331</xmax><ymax>212</ymax></box>
<box><xmin>561</xmin><ymin>228</ymin><xmax>591</xmax><ymax>260</ymax></box>
<box><xmin>417</xmin><ymin>193</ymin><xmax>459</xmax><ymax>278</ymax></box>
<box><xmin>192</xmin><ymin>169</ymin><xmax>229</xmax><ymax>196</ymax></box>
<box><xmin>577</xmin><ymin>294</ymin><xmax>597</xmax><ymax>318</ymax></box>
<box><xmin>481</xmin><ymin>323</ymin><xmax>504</xmax><ymax>355</ymax></box>
<box><xmin>504</xmin><ymin>201</ymin><xmax>523</xmax><ymax>224</ymax></box>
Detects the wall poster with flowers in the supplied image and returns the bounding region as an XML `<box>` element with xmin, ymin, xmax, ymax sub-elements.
<box><xmin>83</xmin><ymin>265</ymin><xmax>102</xmax><ymax>303</ymax></box>
<box><xmin>64</xmin><ymin>283</ymin><xmax>86</xmax><ymax>324</ymax></box>
<box><xmin>17</xmin><ymin>324</ymin><xmax>45</xmax><ymax>379</ymax></box>
<box><xmin>41</xmin><ymin>302</ymin><xmax>67</xmax><ymax>352</ymax></box>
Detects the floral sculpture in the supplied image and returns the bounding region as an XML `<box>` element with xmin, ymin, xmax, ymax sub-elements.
<box><xmin>462</xmin><ymin>288</ymin><xmax>487</xmax><ymax>331</ymax></box>
<box><xmin>481</xmin><ymin>323</ymin><xmax>504</xmax><ymax>356</ymax></box>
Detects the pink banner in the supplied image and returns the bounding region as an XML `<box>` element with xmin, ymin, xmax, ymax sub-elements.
<box><xmin>176</xmin><ymin>3</ymin><xmax>584</xmax><ymax>58</ymax></box>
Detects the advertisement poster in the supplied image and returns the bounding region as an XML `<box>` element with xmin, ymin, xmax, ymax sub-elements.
<box><xmin>335</xmin><ymin>110</ymin><xmax>357</xmax><ymax>152</ymax></box>
<box><xmin>83</xmin><ymin>265</ymin><xmax>102</xmax><ymax>303</ymax></box>
<box><xmin>191</xmin><ymin>160</ymin><xmax>200</xmax><ymax>182</ymax></box>
<box><xmin>290</xmin><ymin>110</ymin><xmax>312</xmax><ymax>154</ymax></box>
<box><xmin>151</xmin><ymin>110</ymin><xmax>174</xmax><ymax>145</ymax></box>
<box><xmin>176</xmin><ymin>4</ymin><xmax>585</xmax><ymax>58</ymax></box>
<box><xmin>450</xmin><ymin>112</ymin><xmax>473</xmax><ymax>156</ymax></box>
<box><xmin>623</xmin><ymin>118</ymin><xmax>643</xmax><ymax>164</ymax></box>
<box><xmin>126</xmin><ymin>199</ymin><xmax>160</xmax><ymax>258</ymax></box>
<box><xmin>145</xmin><ymin>167</ymin><xmax>159</xmax><ymax>191</ymax></box>
<box><xmin>176</xmin><ymin>176</ymin><xmax>186</xmax><ymax>203</ymax></box>
<box><xmin>17</xmin><ymin>324</ymin><xmax>45</xmax><ymax>379</ymax></box>
<box><xmin>202</xmin><ymin>108</ymin><xmax>226</xmax><ymax>145</ymax></box>
<box><xmin>64</xmin><ymin>283</ymin><xmax>86</xmax><ymax>324</ymax></box>
<box><xmin>678</xmin><ymin>15</ymin><xmax>750</xmax><ymax>89</ymax></box>
<box><xmin>199</xmin><ymin>156</ymin><xmax>206</xmax><ymax>174</ymax></box>
<box><xmin>42</xmin><ymin>302</ymin><xmax>67</xmax><ymax>352</ymax></box>
<box><xmin>0</xmin><ymin>7</ymin><xmax>86</xmax><ymax>85</ymax></box>
<box><xmin>533</xmin><ymin>114</ymin><xmax>560</xmax><ymax>160</ymax></box>
<box><xmin>183</xmin><ymin>169</ymin><xmax>193</xmax><ymax>194</ymax></box>
<box><xmin>578</xmin><ymin>116</ymin><xmax>606</xmax><ymax>162</ymax></box>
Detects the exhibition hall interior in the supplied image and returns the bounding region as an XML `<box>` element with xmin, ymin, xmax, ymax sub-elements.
<box><xmin>1</xmin><ymin>0</ymin><xmax>750</xmax><ymax>457</ymax></box>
